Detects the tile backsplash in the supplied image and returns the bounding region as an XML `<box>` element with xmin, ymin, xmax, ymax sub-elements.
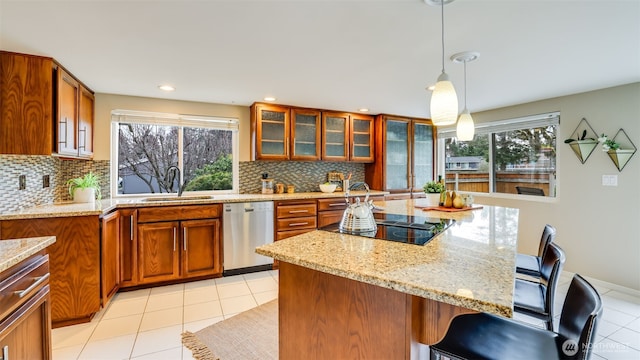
<box><xmin>0</xmin><ymin>155</ymin><xmax>110</xmax><ymax>213</ymax></box>
<box><xmin>0</xmin><ymin>156</ymin><xmax>367</xmax><ymax>213</ymax></box>
<box><xmin>239</xmin><ymin>161</ymin><xmax>365</xmax><ymax>194</ymax></box>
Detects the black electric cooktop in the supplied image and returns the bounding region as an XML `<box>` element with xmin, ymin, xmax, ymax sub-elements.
<box><xmin>320</xmin><ymin>213</ymin><xmax>454</xmax><ymax>246</ymax></box>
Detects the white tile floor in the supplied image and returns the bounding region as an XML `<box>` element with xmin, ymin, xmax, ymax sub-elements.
<box><xmin>52</xmin><ymin>270</ymin><xmax>278</xmax><ymax>360</ymax></box>
<box><xmin>52</xmin><ymin>270</ymin><xmax>640</xmax><ymax>360</ymax></box>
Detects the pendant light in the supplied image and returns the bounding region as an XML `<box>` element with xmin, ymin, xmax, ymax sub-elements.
<box><xmin>451</xmin><ymin>51</ymin><xmax>479</xmax><ymax>141</ymax></box>
<box><xmin>427</xmin><ymin>0</ymin><xmax>458</xmax><ymax>126</ymax></box>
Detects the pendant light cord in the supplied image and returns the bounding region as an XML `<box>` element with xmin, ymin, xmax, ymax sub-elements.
<box><xmin>440</xmin><ymin>0</ymin><xmax>445</xmax><ymax>73</ymax></box>
<box><xmin>463</xmin><ymin>60</ymin><xmax>468</xmax><ymax>108</ymax></box>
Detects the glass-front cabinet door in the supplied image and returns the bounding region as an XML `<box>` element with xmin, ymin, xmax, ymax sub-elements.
<box><xmin>322</xmin><ymin>112</ymin><xmax>349</xmax><ymax>161</ymax></box>
<box><xmin>350</xmin><ymin>114</ymin><xmax>374</xmax><ymax>162</ymax></box>
<box><xmin>291</xmin><ymin>108</ymin><xmax>321</xmax><ymax>160</ymax></box>
<box><xmin>412</xmin><ymin>120</ymin><xmax>434</xmax><ymax>193</ymax></box>
<box><xmin>253</xmin><ymin>104</ymin><xmax>290</xmax><ymax>160</ymax></box>
<box><xmin>384</xmin><ymin>118</ymin><xmax>410</xmax><ymax>191</ymax></box>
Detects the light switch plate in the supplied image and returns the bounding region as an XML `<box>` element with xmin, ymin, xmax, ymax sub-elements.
<box><xmin>602</xmin><ymin>174</ymin><xmax>618</xmax><ymax>186</ymax></box>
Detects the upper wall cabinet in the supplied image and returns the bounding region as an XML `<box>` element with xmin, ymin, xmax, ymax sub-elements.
<box><xmin>251</xmin><ymin>102</ymin><xmax>374</xmax><ymax>163</ymax></box>
<box><xmin>0</xmin><ymin>51</ymin><xmax>94</xmax><ymax>159</ymax></box>
<box><xmin>0</xmin><ymin>52</ymin><xmax>54</xmax><ymax>155</ymax></box>
<box><xmin>55</xmin><ymin>65</ymin><xmax>94</xmax><ymax>159</ymax></box>
<box><xmin>365</xmin><ymin>115</ymin><xmax>435</xmax><ymax>197</ymax></box>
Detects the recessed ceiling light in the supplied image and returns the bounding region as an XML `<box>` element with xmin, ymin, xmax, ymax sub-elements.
<box><xmin>358</xmin><ymin>108</ymin><xmax>369</xmax><ymax>112</ymax></box>
<box><xmin>263</xmin><ymin>96</ymin><xmax>276</xmax><ymax>102</ymax></box>
<box><xmin>158</xmin><ymin>85</ymin><xmax>175</xmax><ymax>92</ymax></box>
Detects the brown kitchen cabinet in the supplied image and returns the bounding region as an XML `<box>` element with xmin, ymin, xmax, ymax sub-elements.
<box><xmin>0</xmin><ymin>51</ymin><xmax>54</xmax><ymax>155</ymax></box>
<box><xmin>365</xmin><ymin>115</ymin><xmax>435</xmax><ymax>198</ymax></box>
<box><xmin>0</xmin><ymin>253</ymin><xmax>52</xmax><ymax>360</ymax></box>
<box><xmin>118</xmin><ymin>209</ymin><xmax>138</xmax><ymax>287</ymax></box>
<box><xmin>317</xmin><ymin>195</ymin><xmax>385</xmax><ymax>228</ymax></box>
<box><xmin>321</xmin><ymin>111</ymin><xmax>375</xmax><ymax>162</ymax></box>
<box><xmin>55</xmin><ymin>66</ymin><xmax>94</xmax><ymax>159</ymax></box>
<box><xmin>0</xmin><ymin>216</ymin><xmax>100</xmax><ymax>328</ymax></box>
<box><xmin>135</xmin><ymin>205</ymin><xmax>223</xmax><ymax>286</ymax></box>
<box><xmin>251</xmin><ymin>103</ymin><xmax>290</xmax><ymax>160</ymax></box>
<box><xmin>251</xmin><ymin>103</ymin><xmax>322</xmax><ymax>161</ymax></box>
<box><xmin>0</xmin><ymin>51</ymin><xmax>94</xmax><ymax>158</ymax></box>
<box><xmin>101</xmin><ymin>211</ymin><xmax>120</xmax><ymax>306</ymax></box>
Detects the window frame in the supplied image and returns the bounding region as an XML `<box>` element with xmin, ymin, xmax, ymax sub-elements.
<box><xmin>110</xmin><ymin>109</ymin><xmax>239</xmax><ymax>198</ymax></box>
<box><xmin>437</xmin><ymin>112</ymin><xmax>559</xmax><ymax>200</ymax></box>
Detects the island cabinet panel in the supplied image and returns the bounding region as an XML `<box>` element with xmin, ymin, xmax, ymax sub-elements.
<box><xmin>101</xmin><ymin>211</ymin><xmax>120</xmax><ymax>307</ymax></box>
<box><xmin>0</xmin><ymin>252</ymin><xmax>52</xmax><ymax>360</ymax></box>
<box><xmin>0</xmin><ymin>216</ymin><xmax>100</xmax><ymax>328</ymax></box>
<box><xmin>279</xmin><ymin>262</ymin><xmax>412</xmax><ymax>360</ymax></box>
<box><xmin>0</xmin><ymin>51</ymin><xmax>54</xmax><ymax>155</ymax></box>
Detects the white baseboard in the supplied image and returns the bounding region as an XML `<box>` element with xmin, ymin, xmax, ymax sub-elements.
<box><xmin>562</xmin><ymin>271</ymin><xmax>640</xmax><ymax>298</ymax></box>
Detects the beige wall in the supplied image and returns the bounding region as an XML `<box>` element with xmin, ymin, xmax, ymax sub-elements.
<box><xmin>94</xmin><ymin>84</ymin><xmax>640</xmax><ymax>290</ymax></box>
<box><xmin>471</xmin><ymin>82</ymin><xmax>640</xmax><ymax>290</ymax></box>
<box><xmin>93</xmin><ymin>94</ymin><xmax>251</xmax><ymax>161</ymax></box>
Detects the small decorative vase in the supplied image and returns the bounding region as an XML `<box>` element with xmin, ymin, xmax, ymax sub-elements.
<box><xmin>74</xmin><ymin>188</ymin><xmax>96</xmax><ymax>203</ymax></box>
<box><xmin>425</xmin><ymin>193</ymin><xmax>441</xmax><ymax>207</ymax></box>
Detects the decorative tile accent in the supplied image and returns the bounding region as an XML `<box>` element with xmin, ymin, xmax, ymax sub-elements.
<box><xmin>0</xmin><ymin>155</ymin><xmax>110</xmax><ymax>213</ymax></box>
<box><xmin>239</xmin><ymin>161</ymin><xmax>365</xmax><ymax>194</ymax></box>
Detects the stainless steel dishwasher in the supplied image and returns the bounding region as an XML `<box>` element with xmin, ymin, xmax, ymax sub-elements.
<box><xmin>223</xmin><ymin>201</ymin><xmax>274</xmax><ymax>275</ymax></box>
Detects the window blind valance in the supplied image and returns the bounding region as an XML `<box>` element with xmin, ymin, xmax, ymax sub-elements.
<box><xmin>438</xmin><ymin>111</ymin><xmax>560</xmax><ymax>139</ymax></box>
<box><xmin>111</xmin><ymin>109</ymin><xmax>239</xmax><ymax>131</ymax></box>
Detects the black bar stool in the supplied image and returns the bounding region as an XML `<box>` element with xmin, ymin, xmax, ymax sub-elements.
<box><xmin>516</xmin><ymin>224</ymin><xmax>556</xmax><ymax>278</ymax></box>
<box><xmin>430</xmin><ymin>274</ymin><xmax>603</xmax><ymax>360</ymax></box>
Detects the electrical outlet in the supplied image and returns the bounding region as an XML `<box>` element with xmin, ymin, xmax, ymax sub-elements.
<box><xmin>19</xmin><ymin>175</ymin><xmax>26</xmax><ymax>190</ymax></box>
<box><xmin>43</xmin><ymin>175</ymin><xmax>50</xmax><ymax>188</ymax></box>
<box><xmin>602</xmin><ymin>174</ymin><xmax>618</xmax><ymax>186</ymax></box>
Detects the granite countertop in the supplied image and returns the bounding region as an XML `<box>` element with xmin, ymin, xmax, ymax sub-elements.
<box><xmin>0</xmin><ymin>236</ymin><xmax>56</xmax><ymax>272</ymax></box>
<box><xmin>0</xmin><ymin>190</ymin><xmax>388</xmax><ymax>220</ymax></box>
<box><xmin>256</xmin><ymin>199</ymin><xmax>519</xmax><ymax>317</ymax></box>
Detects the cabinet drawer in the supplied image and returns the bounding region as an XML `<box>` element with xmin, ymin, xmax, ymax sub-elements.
<box><xmin>317</xmin><ymin>198</ymin><xmax>348</xmax><ymax>211</ymax></box>
<box><xmin>276</xmin><ymin>203</ymin><xmax>317</xmax><ymax>218</ymax></box>
<box><xmin>276</xmin><ymin>228</ymin><xmax>316</xmax><ymax>241</ymax></box>
<box><xmin>0</xmin><ymin>253</ymin><xmax>49</xmax><ymax>322</ymax></box>
<box><xmin>137</xmin><ymin>204</ymin><xmax>222</xmax><ymax>223</ymax></box>
<box><xmin>276</xmin><ymin>216</ymin><xmax>317</xmax><ymax>231</ymax></box>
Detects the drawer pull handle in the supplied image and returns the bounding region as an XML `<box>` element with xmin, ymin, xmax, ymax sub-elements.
<box><xmin>173</xmin><ymin>227</ymin><xmax>177</xmax><ymax>252</ymax></box>
<box><xmin>328</xmin><ymin>203</ymin><xmax>345</xmax><ymax>207</ymax></box>
<box><xmin>289</xmin><ymin>222</ymin><xmax>309</xmax><ymax>227</ymax></box>
<box><xmin>14</xmin><ymin>273</ymin><xmax>50</xmax><ymax>298</ymax></box>
<box><xmin>288</xmin><ymin>210</ymin><xmax>309</xmax><ymax>214</ymax></box>
<box><xmin>130</xmin><ymin>215</ymin><xmax>134</xmax><ymax>241</ymax></box>
<box><xmin>1</xmin><ymin>345</ymin><xmax>7</xmax><ymax>360</ymax></box>
<box><xmin>184</xmin><ymin>228</ymin><xmax>187</xmax><ymax>251</ymax></box>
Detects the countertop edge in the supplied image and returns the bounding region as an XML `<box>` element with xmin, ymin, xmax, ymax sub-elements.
<box><xmin>0</xmin><ymin>236</ymin><xmax>56</xmax><ymax>272</ymax></box>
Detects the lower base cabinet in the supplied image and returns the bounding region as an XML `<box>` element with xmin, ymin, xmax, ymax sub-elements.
<box><xmin>0</xmin><ymin>253</ymin><xmax>52</xmax><ymax>360</ymax></box>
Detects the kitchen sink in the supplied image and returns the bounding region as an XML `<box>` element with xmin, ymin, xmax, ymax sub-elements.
<box><xmin>140</xmin><ymin>195</ymin><xmax>214</xmax><ymax>202</ymax></box>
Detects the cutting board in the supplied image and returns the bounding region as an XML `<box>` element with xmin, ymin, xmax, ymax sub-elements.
<box><xmin>415</xmin><ymin>205</ymin><xmax>483</xmax><ymax>212</ymax></box>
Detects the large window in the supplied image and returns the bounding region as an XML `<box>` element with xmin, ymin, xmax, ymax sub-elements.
<box><xmin>438</xmin><ymin>112</ymin><xmax>558</xmax><ymax>197</ymax></box>
<box><xmin>111</xmin><ymin>110</ymin><xmax>239</xmax><ymax>196</ymax></box>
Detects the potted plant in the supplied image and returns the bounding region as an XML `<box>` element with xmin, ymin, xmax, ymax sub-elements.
<box><xmin>599</xmin><ymin>133</ymin><xmax>635</xmax><ymax>171</ymax></box>
<box><xmin>67</xmin><ymin>172</ymin><xmax>101</xmax><ymax>203</ymax></box>
<box><xmin>565</xmin><ymin>129</ymin><xmax>598</xmax><ymax>163</ymax></box>
<box><xmin>423</xmin><ymin>181</ymin><xmax>445</xmax><ymax>207</ymax></box>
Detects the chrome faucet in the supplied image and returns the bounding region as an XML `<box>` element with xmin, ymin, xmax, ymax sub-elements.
<box><xmin>166</xmin><ymin>166</ymin><xmax>186</xmax><ymax>197</ymax></box>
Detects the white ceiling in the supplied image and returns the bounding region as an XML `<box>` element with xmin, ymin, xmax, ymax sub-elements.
<box><xmin>1</xmin><ymin>0</ymin><xmax>639</xmax><ymax>118</ymax></box>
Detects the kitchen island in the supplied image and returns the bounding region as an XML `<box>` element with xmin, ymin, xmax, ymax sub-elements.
<box><xmin>256</xmin><ymin>199</ymin><xmax>519</xmax><ymax>359</ymax></box>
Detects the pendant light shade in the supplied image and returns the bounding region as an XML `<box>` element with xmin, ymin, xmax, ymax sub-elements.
<box><xmin>428</xmin><ymin>0</ymin><xmax>458</xmax><ymax>126</ymax></box>
<box><xmin>456</xmin><ymin>109</ymin><xmax>474</xmax><ymax>140</ymax></box>
<box><xmin>451</xmin><ymin>51</ymin><xmax>479</xmax><ymax>141</ymax></box>
<box><xmin>430</xmin><ymin>72</ymin><xmax>458</xmax><ymax>126</ymax></box>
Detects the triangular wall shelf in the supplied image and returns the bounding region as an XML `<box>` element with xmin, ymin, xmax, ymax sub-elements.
<box><xmin>565</xmin><ymin>118</ymin><xmax>599</xmax><ymax>164</ymax></box>
<box><xmin>607</xmin><ymin>129</ymin><xmax>636</xmax><ymax>171</ymax></box>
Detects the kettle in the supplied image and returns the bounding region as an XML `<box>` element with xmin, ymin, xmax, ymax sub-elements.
<box><xmin>339</xmin><ymin>182</ymin><xmax>377</xmax><ymax>234</ymax></box>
